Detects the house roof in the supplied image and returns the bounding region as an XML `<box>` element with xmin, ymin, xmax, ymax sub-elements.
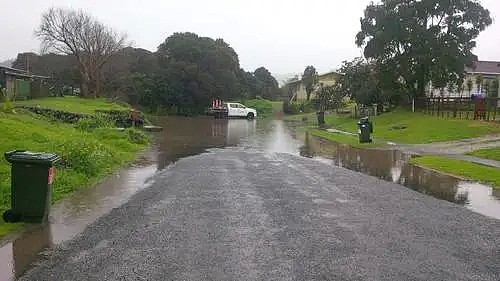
<box><xmin>285</xmin><ymin>70</ymin><xmax>342</xmax><ymax>86</ymax></box>
<box><xmin>317</xmin><ymin>71</ymin><xmax>342</xmax><ymax>79</ymax></box>
<box><xmin>0</xmin><ymin>65</ymin><xmax>27</xmax><ymax>74</ymax></box>
<box><xmin>468</xmin><ymin>61</ymin><xmax>500</xmax><ymax>75</ymax></box>
<box><xmin>0</xmin><ymin>66</ymin><xmax>51</xmax><ymax>79</ymax></box>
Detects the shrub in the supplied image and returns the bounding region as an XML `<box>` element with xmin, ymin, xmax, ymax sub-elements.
<box><xmin>75</xmin><ymin>113</ymin><xmax>114</xmax><ymax>131</ymax></box>
<box><xmin>19</xmin><ymin>106</ymin><xmax>87</xmax><ymax>123</ymax></box>
<box><xmin>283</xmin><ymin>100</ymin><xmax>315</xmax><ymax>114</ymax></box>
<box><xmin>284</xmin><ymin>102</ymin><xmax>301</xmax><ymax>114</ymax></box>
<box><xmin>57</xmin><ymin>138</ymin><xmax>114</xmax><ymax>176</ymax></box>
<box><xmin>126</xmin><ymin>128</ymin><xmax>149</xmax><ymax>144</ymax></box>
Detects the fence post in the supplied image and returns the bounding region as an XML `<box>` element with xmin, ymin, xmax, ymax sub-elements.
<box><xmin>437</xmin><ymin>98</ymin><xmax>440</xmax><ymax>116</ymax></box>
<box><xmin>453</xmin><ymin>99</ymin><xmax>457</xmax><ymax>118</ymax></box>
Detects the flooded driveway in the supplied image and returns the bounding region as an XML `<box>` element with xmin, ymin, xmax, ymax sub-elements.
<box><xmin>1</xmin><ymin>117</ymin><xmax>500</xmax><ymax>280</ymax></box>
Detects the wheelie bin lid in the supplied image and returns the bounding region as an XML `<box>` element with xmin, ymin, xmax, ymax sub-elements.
<box><xmin>4</xmin><ymin>150</ymin><xmax>60</xmax><ymax>165</ymax></box>
<box><xmin>358</xmin><ymin>117</ymin><xmax>370</xmax><ymax>124</ymax></box>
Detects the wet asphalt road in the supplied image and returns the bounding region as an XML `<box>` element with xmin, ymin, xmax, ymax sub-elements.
<box><xmin>21</xmin><ymin>149</ymin><xmax>500</xmax><ymax>281</ymax></box>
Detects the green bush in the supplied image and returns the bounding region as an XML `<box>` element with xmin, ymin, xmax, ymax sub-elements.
<box><xmin>20</xmin><ymin>106</ymin><xmax>87</xmax><ymax>123</ymax></box>
<box><xmin>57</xmin><ymin>138</ymin><xmax>114</xmax><ymax>176</ymax></box>
<box><xmin>126</xmin><ymin>128</ymin><xmax>149</xmax><ymax>144</ymax></box>
<box><xmin>284</xmin><ymin>101</ymin><xmax>314</xmax><ymax>114</ymax></box>
<box><xmin>75</xmin><ymin>113</ymin><xmax>114</xmax><ymax>131</ymax></box>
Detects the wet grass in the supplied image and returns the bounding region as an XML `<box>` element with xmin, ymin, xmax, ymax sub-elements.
<box><xmin>323</xmin><ymin>109</ymin><xmax>500</xmax><ymax>144</ymax></box>
<box><xmin>271</xmin><ymin>101</ymin><xmax>284</xmax><ymax>113</ymax></box>
<box><xmin>0</xmin><ymin>223</ymin><xmax>24</xmax><ymax>240</ymax></box>
<box><xmin>308</xmin><ymin>128</ymin><xmax>381</xmax><ymax>148</ymax></box>
<box><xmin>0</xmin><ymin>111</ymin><xmax>148</xmax><ymax>240</ymax></box>
<box><xmin>467</xmin><ymin>147</ymin><xmax>500</xmax><ymax>161</ymax></box>
<box><xmin>240</xmin><ymin>99</ymin><xmax>279</xmax><ymax>118</ymax></box>
<box><xmin>410</xmin><ymin>156</ymin><xmax>500</xmax><ymax>189</ymax></box>
<box><xmin>15</xmin><ymin>96</ymin><xmax>130</xmax><ymax>114</ymax></box>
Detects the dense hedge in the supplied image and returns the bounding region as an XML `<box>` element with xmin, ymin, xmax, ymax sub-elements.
<box><xmin>17</xmin><ymin>106</ymin><xmax>145</xmax><ymax>127</ymax></box>
<box><xmin>17</xmin><ymin>106</ymin><xmax>89</xmax><ymax>123</ymax></box>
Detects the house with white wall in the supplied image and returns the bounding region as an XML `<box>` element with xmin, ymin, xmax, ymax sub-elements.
<box><xmin>428</xmin><ymin>60</ymin><xmax>500</xmax><ymax>99</ymax></box>
<box><xmin>285</xmin><ymin>71</ymin><xmax>342</xmax><ymax>102</ymax></box>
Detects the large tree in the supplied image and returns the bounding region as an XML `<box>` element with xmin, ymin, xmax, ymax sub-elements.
<box><xmin>35</xmin><ymin>8</ymin><xmax>127</xmax><ymax>97</ymax></box>
<box><xmin>101</xmin><ymin>47</ymin><xmax>159</xmax><ymax>100</ymax></box>
<box><xmin>337</xmin><ymin>58</ymin><xmax>384</xmax><ymax>106</ymax></box>
<box><xmin>253</xmin><ymin>67</ymin><xmax>279</xmax><ymax>100</ymax></box>
<box><xmin>157</xmin><ymin>32</ymin><xmax>242</xmax><ymax>114</ymax></box>
<box><xmin>238</xmin><ymin>70</ymin><xmax>260</xmax><ymax>99</ymax></box>
<box><xmin>302</xmin><ymin>65</ymin><xmax>317</xmax><ymax>101</ymax></box>
<box><xmin>355</xmin><ymin>0</ymin><xmax>492</xmax><ymax>100</ymax></box>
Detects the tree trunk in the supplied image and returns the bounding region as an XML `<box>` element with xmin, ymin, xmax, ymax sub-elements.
<box><xmin>79</xmin><ymin>70</ymin><xmax>90</xmax><ymax>98</ymax></box>
<box><xmin>95</xmin><ymin>69</ymin><xmax>102</xmax><ymax>98</ymax></box>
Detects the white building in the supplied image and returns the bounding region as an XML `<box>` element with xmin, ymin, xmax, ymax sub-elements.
<box><xmin>428</xmin><ymin>60</ymin><xmax>500</xmax><ymax>98</ymax></box>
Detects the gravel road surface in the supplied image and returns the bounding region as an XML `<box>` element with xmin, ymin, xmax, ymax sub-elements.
<box><xmin>21</xmin><ymin>150</ymin><xmax>500</xmax><ymax>281</ymax></box>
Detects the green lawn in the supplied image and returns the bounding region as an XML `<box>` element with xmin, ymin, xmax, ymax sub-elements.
<box><xmin>308</xmin><ymin>128</ymin><xmax>380</xmax><ymax>148</ymax></box>
<box><xmin>0</xmin><ymin>111</ymin><xmax>148</xmax><ymax>239</ymax></box>
<box><xmin>15</xmin><ymin>96</ymin><xmax>130</xmax><ymax>114</ymax></box>
<box><xmin>410</xmin><ymin>156</ymin><xmax>500</xmax><ymax>189</ymax></box>
<box><xmin>468</xmin><ymin>147</ymin><xmax>500</xmax><ymax>161</ymax></box>
<box><xmin>271</xmin><ymin>101</ymin><xmax>284</xmax><ymax>113</ymax></box>
<box><xmin>240</xmin><ymin>99</ymin><xmax>280</xmax><ymax>118</ymax></box>
<box><xmin>324</xmin><ymin>109</ymin><xmax>500</xmax><ymax>144</ymax></box>
<box><xmin>283</xmin><ymin>112</ymin><xmax>317</xmax><ymax>121</ymax></box>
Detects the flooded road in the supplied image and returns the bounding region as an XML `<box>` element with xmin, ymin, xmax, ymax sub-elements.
<box><xmin>2</xmin><ymin>117</ymin><xmax>500</xmax><ymax>280</ymax></box>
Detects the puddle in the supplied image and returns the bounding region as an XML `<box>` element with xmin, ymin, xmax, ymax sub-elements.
<box><xmin>295</xmin><ymin>131</ymin><xmax>500</xmax><ymax>218</ymax></box>
<box><xmin>0</xmin><ymin>151</ymin><xmax>157</xmax><ymax>280</ymax></box>
<box><xmin>1</xmin><ymin>117</ymin><xmax>499</xmax><ymax>280</ymax></box>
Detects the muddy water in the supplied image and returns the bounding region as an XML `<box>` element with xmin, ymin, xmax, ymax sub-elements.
<box><xmin>295</xmin><ymin>132</ymin><xmax>500</xmax><ymax>215</ymax></box>
<box><xmin>0</xmin><ymin>152</ymin><xmax>157</xmax><ymax>280</ymax></box>
<box><xmin>1</xmin><ymin>117</ymin><xmax>500</xmax><ymax>280</ymax></box>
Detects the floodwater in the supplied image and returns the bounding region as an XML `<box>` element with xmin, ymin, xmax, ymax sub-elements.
<box><xmin>1</xmin><ymin>117</ymin><xmax>499</xmax><ymax>280</ymax></box>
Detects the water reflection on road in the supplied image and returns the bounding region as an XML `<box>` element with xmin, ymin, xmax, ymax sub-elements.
<box><xmin>296</xmin><ymin>132</ymin><xmax>499</xmax><ymax>215</ymax></box>
<box><xmin>1</xmin><ymin>117</ymin><xmax>499</xmax><ymax>280</ymax></box>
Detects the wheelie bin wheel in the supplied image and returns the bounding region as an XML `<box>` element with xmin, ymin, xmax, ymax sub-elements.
<box><xmin>3</xmin><ymin>210</ymin><xmax>21</xmax><ymax>223</ymax></box>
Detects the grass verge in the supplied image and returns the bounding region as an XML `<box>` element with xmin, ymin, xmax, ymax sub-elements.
<box><xmin>15</xmin><ymin>96</ymin><xmax>130</xmax><ymax>114</ymax></box>
<box><xmin>0</xmin><ymin>110</ymin><xmax>148</xmax><ymax>240</ymax></box>
<box><xmin>240</xmin><ymin>98</ymin><xmax>280</xmax><ymax>118</ymax></box>
<box><xmin>467</xmin><ymin>147</ymin><xmax>500</xmax><ymax>162</ymax></box>
<box><xmin>322</xmin><ymin>109</ymin><xmax>500</xmax><ymax>144</ymax></box>
<box><xmin>410</xmin><ymin>156</ymin><xmax>500</xmax><ymax>189</ymax></box>
<box><xmin>308</xmin><ymin>128</ymin><xmax>380</xmax><ymax>148</ymax></box>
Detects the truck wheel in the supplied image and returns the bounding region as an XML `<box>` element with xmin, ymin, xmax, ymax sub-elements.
<box><xmin>247</xmin><ymin>113</ymin><xmax>254</xmax><ymax>120</ymax></box>
<box><xmin>3</xmin><ymin>210</ymin><xmax>20</xmax><ymax>223</ymax></box>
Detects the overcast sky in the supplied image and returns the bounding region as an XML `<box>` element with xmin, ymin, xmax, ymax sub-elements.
<box><xmin>1</xmin><ymin>0</ymin><xmax>499</xmax><ymax>76</ymax></box>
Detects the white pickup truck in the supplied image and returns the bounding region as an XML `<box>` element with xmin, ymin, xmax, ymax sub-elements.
<box><xmin>208</xmin><ymin>101</ymin><xmax>257</xmax><ymax>119</ymax></box>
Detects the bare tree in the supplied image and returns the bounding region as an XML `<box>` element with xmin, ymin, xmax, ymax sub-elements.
<box><xmin>35</xmin><ymin>8</ymin><xmax>127</xmax><ymax>97</ymax></box>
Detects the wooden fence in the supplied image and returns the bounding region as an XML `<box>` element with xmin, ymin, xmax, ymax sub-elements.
<box><xmin>418</xmin><ymin>97</ymin><xmax>499</xmax><ymax>121</ymax></box>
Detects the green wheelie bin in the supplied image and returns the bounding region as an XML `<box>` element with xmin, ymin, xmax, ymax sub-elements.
<box><xmin>357</xmin><ymin>117</ymin><xmax>373</xmax><ymax>143</ymax></box>
<box><xmin>2</xmin><ymin>150</ymin><xmax>60</xmax><ymax>223</ymax></box>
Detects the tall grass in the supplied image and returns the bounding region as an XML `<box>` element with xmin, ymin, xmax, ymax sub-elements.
<box><xmin>0</xmin><ymin>111</ymin><xmax>148</xmax><ymax>237</ymax></box>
